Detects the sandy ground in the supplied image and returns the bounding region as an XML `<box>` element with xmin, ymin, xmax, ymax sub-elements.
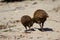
<box><xmin>0</xmin><ymin>0</ymin><xmax>60</xmax><ymax>40</ymax></box>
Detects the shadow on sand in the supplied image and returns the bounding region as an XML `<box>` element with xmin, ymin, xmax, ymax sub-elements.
<box><xmin>24</xmin><ymin>28</ymin><xmax>53</xmax><ymax>33</ymax></box>
<box><xmin>24</xmin><ymin>28</ymin><xmax>36</xmax><ymax>33</ymax></box>
<box><xmin>0</xmin><ymin>0</ymin><xmax>24</xmax><ymax>3</ymax></box>
<box><xmin>35</xmin><ymin>28</ymin><xmax>53</xmax><ymax>32</ymax></box>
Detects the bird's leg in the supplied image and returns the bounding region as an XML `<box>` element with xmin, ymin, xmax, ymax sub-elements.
<box><xmin>24</xmin><ymin>26</ymin><xmax>27</xmax><ymax>32</ymax></box>
<box><xmin>41</xmin><ymin>22</ymin><xmax>44</xmax><ymax>31</ymax></box>
<box><xmin>39</xmin><ymin>22</ymin><xmax>44</xmax><ymax>31</ymax></box>
<box><xmin>28</xmin><ymin>25</ymin><xmax>31</xmax><ymax>31</ymax></box>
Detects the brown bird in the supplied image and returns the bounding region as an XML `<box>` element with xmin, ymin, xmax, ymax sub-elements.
<box><xmin>32</xmin><ymin>9</ymin><xmax>49</xmax><ymax>31</ymax></box>
<box><xmin>21</xmin><ymin>15</ymin><xmax>33</xmax><ymax>32</ymax></box>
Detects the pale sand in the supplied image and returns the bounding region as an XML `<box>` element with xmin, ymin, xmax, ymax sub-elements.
<box><xmin>0</xmin><ymin>0</ymin><xmax>60</xmax><ymax>40</ymax></box>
